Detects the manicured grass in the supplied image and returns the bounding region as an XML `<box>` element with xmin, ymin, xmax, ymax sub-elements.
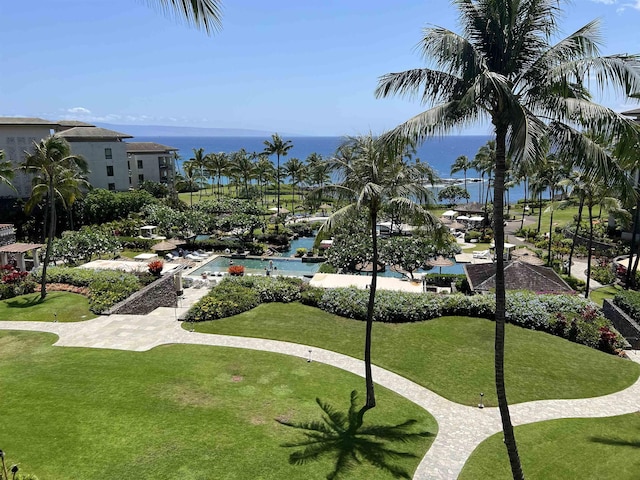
<box><xmin>0</xmin><ymin>291</ymin><xmax>94</xmax><ymax>322</ymax></box>
<box><xmin>189</xmin><ymin>303</ymin><xmax>640</xmax><ymax>406</ymax></box>
<box><xmin>459</xmin><ymin>413</ymin><xmax>640</xmax><ymax>479</ymax></box>
<box><xmin>590</xmin><ymin>285</ymin><xmax>623</xmax><ymax>307</ymax></box>
<box><xmin>0</xmin><ymin>330</ymin><xmax>435</xmax><ymax>480</ymax></box>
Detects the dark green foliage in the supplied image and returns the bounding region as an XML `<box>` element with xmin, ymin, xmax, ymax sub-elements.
<box><xmin>318</xmin><ymin>263</ymin><xmax>337</xmax><ymax>274</ymax></box>
<box><xmin>30</xmin><ymin>266</ymin><xmax>141</xmax><ymax>313</ymax></box>
<box><xmin>116</xmin><ymin>236</ymin><xmax>158</xmax><ymax>251</ymax></box>
<box><xmin>317</xmin><ymin>288</ymin><xmax>623</xmax><ymax>352</ymax></box>
<box><xmin>590</xmin><ymin>266</ymin><xmax>616</xmax><ymax>285</ymax></box>
<box><xmin>184</xmin><ymin>280</ymin><xmax>260</xmax><ymax>322</ymax></box>
<box><xmin>78</xmin><ymin>189</ymin><xmax>157</xmax><ymax>225</ymax></box>
<box><xmin>561</xmin><ymin>275</ymin><xmax>586</xmax><ymax>292</ymax></box>
<box><xmin>614</xmin><ymin>290</ymin><xmax>640</xmax><ymax>321</ymax></box>
<box><xmin>300</xmin><ymin>286</ymin><xmax>325</xmax><ymax>307</ymax></box>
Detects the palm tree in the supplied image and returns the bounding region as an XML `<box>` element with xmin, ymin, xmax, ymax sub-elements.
<box><xmin>21</xmin><ymin>136</ymin><xmax>88</xmax><ymax>299</ymax></box>
<box><xmin>375</xmin><ymin>2</ymin><xmax>640</xmax><ymax>477</ymax></box>
<box><xmin>317</xmin><ymin>134</ymin><xmax>436</xmax><ymax>424</ymax></box>
<box><xmin>255</xmin><ymin>154</ymin><xmax>275</xmax><ymax>206</ymax></box>
<box><xmin>189</xmin><ymin>148</ymin><xmax>208</xmax><ymax>200</ymax></box>
<box><xmin>177</xmin><ymin>160</ymin><xmax>204</xmax><ymax>207</ymax></box>
<box><xmin>277</xmin><ymin>390</ymin><xmax>432</xmax><ymax>480</ymax></box>
<box><xmin>0</xmin><ymin>151</ymin><xmax>15</xmax><ymax>191</ymax></box>
<box><xmin>450</xmin><ymin>155</ymin><xmax>471</xmax><ymax>202</ymax></box>
<box><xmin>263</xmin><ymin>134</ymin><xmax>293</xmax><ymax>223</ymax></box>
<box><xmin>149</xmin><ymin>0</ymin><xmax>222</xmax><ymax>34</ymax></box>
<box><xmin>284</xmin><ymin>157</ymin><xmax>306</xmax><ymax>206</ymax></box>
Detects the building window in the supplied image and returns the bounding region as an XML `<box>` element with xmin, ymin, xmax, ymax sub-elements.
<box><xmin>137</xmin><ymin>159</ymin><xmax>143</xmax><ymax>169</ymax></box>
<box><xmin>127</xmin><ymin>160</ymin><xmax>131</xmax><ymax>169</ymax></box>
<box><xmin>106</xmin><ymin>166</ymin><xmax>114</xmax><ymax>177</ymax></box>
<box><xmin>108</xmin><ymin>183</ymin><xmax>116</xmax><ymax>191</ymax></box>
<box><xmin>105</xmin><ymin>148</ymin><xmax>112</xmax><ymax>159</ymax></box>
<box><xmin>138</xmin><ymin>174</ymin><xmax>144</xmax><ymax>183</ymax></box>
<box><xmin>129</xmin><ymin>177</ymin><xmax>132</xmax><ymax>185</ymax></box>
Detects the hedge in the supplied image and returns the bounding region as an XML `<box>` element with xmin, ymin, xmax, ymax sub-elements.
<box><xmin>184</xmin><ymin>278</ymin><xmax>625</xmax><ymax>353</ymax></box>
<box><xmin>614</xmin><ymin>290</ymin><xmax>640</xmax><ymax>321</ymax></box>
<box><xmin>185</xmin><ymin>276</ymin><xmax>304</xmax><ymax>322</ymax></box>
<box><xmin>31</xmin><ymin>266</ymin><xmax>141</xmax><ymax>314</ymax></box>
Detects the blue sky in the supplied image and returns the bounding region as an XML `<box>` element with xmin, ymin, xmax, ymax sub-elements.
<box><xmin>2</xmin><ymin>0</ymin><xmax>639</xmax><ymax>135</ymax></box>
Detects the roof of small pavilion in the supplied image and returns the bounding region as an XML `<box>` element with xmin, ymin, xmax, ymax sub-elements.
<box><xmin>464</xmin><ymin>260</ymin><xmax>573</xmax><ymax>293</ymax></box>
<box><xmin>453</xmin><ymin>202</ymin><xmax>486</xmax><ymax>214</ymax></box>
<box><xmin>0</xmin><ymin>243</ymin><xmax>43</xmax><ymax>253</ymax></box>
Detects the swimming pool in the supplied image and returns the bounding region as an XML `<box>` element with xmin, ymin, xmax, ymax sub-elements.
<box><xmin>190</xmin><ymin>255</ymin><xmax>322</xmax><ymax>277</ymax></box>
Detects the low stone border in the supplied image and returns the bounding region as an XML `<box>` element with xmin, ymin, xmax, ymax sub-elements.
<box><xmin>603</xmin><ymin>298</ymin><xmax>640</xmax><ymax>348</ymax></box>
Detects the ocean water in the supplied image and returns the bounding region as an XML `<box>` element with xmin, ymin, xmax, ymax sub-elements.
<box><xmin>131</xmin><ymin>135</ymin><xmax>528</xmax><ymax>203</ymax></box>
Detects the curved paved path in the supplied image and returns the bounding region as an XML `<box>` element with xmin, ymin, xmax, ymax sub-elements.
<box><xmin>1</xmin><ymin>293</ymin><xmax>639</xmax><ymax>479</ymax></box>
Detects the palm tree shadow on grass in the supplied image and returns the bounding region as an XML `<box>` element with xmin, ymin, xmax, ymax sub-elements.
<box><xmin>276</xmin><ymin>391</ymin><xmax>433</xmax><ymax>479</ymax></box>
<box><xmin>4</xmin><ymin>294</ymin><xmax>46</xmax><ymax>309</ymax></box>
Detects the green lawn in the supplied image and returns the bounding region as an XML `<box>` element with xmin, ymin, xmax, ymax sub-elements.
<box><xmin>0</xmin><ymin>291</ymin><xmax>94</xmax><ymax>322</ymax></box>
<box><xmin>590</xmin><ymin>285</ymin><xmax>623</xmax><ymax>307</ymax></box>
<box><xmin>189</xmin><ymin>303</ymin><xmax>640</xmax><ymax>406</ymax></box>
<box><xmin>0</xmin><ymin>330</ymin><xmax>435</xmax><ymax>480</ymax></box>
<box><xmin>459</xmin><ymin>413</ymin><xmax>640</xmax><ymax>479</ymax></box>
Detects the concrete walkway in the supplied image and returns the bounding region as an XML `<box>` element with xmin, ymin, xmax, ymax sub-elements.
<box><xmin>1</xmin><ymin>289</ymin><xmax>639</xmax><ymax>479</ymax></box>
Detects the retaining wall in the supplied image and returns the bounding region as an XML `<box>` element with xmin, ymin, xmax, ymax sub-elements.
<box><xmin>603</xmin><ymin>299</ymin><xmax>640</xmax><ymax>349</ymax></box>
<box><xmin>106</xmin><ymin>273</ymin><xmax>178</xmax><ymax>315</ymax></box>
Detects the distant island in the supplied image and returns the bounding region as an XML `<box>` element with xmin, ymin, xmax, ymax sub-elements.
<box><xmin>95</xmin><ymin>123</ymin><xmax>302</xmax><ymax>137</ymax></box>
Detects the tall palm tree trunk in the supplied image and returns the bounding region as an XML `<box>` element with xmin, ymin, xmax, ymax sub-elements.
<box><xmin>626</xmin><ymin>182</ymin><xmax>640</xmax><ymax>288</ymax></box>
<box><xmin>585</xmin><ymin>203</ymin><xmax>595</xmax><ymax>299</ymax></box>
<box><xmin>520</xmin><ymin>178</ymin><xmax>528</xmax><ymax>230</ymax></box>
<box><xmin>537</xmin><ymin>191</ymin><xmax>543</xmax><ymax>233</ymax></box>
<box><xmin>494</xmin><ymin>127</ymin><xmax>524</xmax><ymax>480</ymax></box>
<box><xmin>358</xmin><ymin>207</ymin><xmax>378</xmax><ymax>427</ymax></box>
<box><xmin>547</xmin><ymin>188</ymin><xmax>555</xmax><ymax>267</ymax></box>
<box><xmin>568</xmin><ymin>195</ymin><xmax>585</xmax><ymax>277</ymax></box>
<box><xmin>41</xmin><ymin>184</ymin><xmax>56</xmax><ymax>300</ymax></box>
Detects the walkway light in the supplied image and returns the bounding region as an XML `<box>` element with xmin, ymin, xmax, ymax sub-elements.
<box><xmin>307</xmin><ymin>349</ymin><xmax>312</xmax><ymax>363</ymax></box>
<box><xmin>478</xmin><ymin>392</ymin><xmax>484</xmax><ymax>409</ymax></box>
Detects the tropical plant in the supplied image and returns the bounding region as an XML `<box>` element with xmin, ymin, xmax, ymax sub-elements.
<box><xmin>284</xmin><ymin>157</ymin><xmax>306</xmax><ymax>205</ymax></box>
<box><xmin>277</xmin><ymin>390</ymin><xmax>432</xmax><ymax>480</ymax></box>
<box><xmin>315</xmin><ymin>134</ymin><xmax>437</xmax><ymax>424</ymax></box>
<box><xmin>450</xmin><ymin>154</ymin><xmax>471</xmax><ymax>202</ymax></box>
<box><xmin>0</xmin><ymin>150</ymin><xmax>15</xmax><ymax>191</ymax></box>
<box><xmin>263</xmin><ymin>133</ymin><xmax>293</xmax><ymax>226</ymax></box>
<box><xmin>375</xmin><ymin>1</ymin><xmax>640</xmax><ymax>476</ymax></box>
<box><xmin>437</xmin><ymin>184</ymin><xmax>470</xmax><ymax>206</ymax></box>
<box><xmin>176</xmin><ymin>159</ymin><xmax>205</xmax><ymax>206</ymax></box>
<box><xmin>21</xmin><ymin>136</ymin><xmax>89</xmax><ymax>299</ymax></box>
<box><xmin>148</xmin><ymin>0</ymin><xmax>221</xmax><ymax>34</ymax></box>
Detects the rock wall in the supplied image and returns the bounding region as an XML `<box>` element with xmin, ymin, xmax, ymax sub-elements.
<box><xmin>603</xmin><ymin>299</ymin><xmax>640</xmax><ymax>349</ymax></box>
<box><xmin>106</xmin><ymin>273</ymin><xmax>178</xmax><ymax>315</ymax></box>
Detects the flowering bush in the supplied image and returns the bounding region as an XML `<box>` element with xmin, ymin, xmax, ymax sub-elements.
<box><xmin>148</xmin><ymin>260</ymin><xmax>164</xmax><ymax>276</ymax></box>
<box><xmin>228</xmin><ymin>265</ymin><xmax>245</xmax><ymax>276</ymax></box>
<box><xmin>0</xmin><ymin>264</ymin><xmax>36</xmax><ymax>299</ymax></box>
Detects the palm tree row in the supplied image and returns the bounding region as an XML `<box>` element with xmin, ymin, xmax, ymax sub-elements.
<box><xmin>176</xmin><ymin>143</ymin><xmax>333</xmax><ymax>210</ymax></box>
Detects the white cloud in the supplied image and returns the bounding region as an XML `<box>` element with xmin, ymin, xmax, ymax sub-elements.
<box><xmin>591</xmin><ymin>0</ymin><xmax>617</xmax><ymax>4</ymax></box>
<box><xmin>67</xmin><ymin>106</ymin><xmax>91</xmax><ymax>114</ymax></box>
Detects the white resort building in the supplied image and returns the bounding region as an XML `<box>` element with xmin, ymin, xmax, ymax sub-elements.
<box><xmin>0</xmin><ymin>117</ymin><xmax>177</xmax><ymax>197</ymax></box>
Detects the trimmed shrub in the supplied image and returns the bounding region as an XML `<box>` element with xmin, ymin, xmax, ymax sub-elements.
<box><xmin>184</xmin><ymin>281</ymin><xmax>260</xmax><ymax>322</ymax></box>
<box><xmin>614</xmin><ymin>290</ymin><xmax>640</xmax><ymax>321</ymax></box>
<box><xmin>300</xmin><ymin>286</ymin><xmax>325</xmax><ymax>307</ymax></box>
<box><xmin>31</xmin><ymin>266</ymin><xmax>141</xmax><ymax>313</ymax></box>
<box><xmin>590</xmin><ymin>266</ymin><xmax>616</xmax><ymax>285</ymax></box>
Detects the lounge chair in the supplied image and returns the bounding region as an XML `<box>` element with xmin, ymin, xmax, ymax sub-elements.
<box><xmin>473</xmin><ymin>250</ymin><xmax>491</xmax><ymax>259</ymax></box>
<box><xmin>186</xmin><ymin>253</ymin><xmax>203</xmax><ymax>262</ymax></box>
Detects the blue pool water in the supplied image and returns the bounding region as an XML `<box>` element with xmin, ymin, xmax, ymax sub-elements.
<box><xmin>190</xmin><ymin>255</ymin><xmax>321</xmax><ymax>277</ymax></box>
